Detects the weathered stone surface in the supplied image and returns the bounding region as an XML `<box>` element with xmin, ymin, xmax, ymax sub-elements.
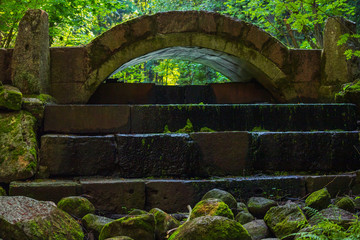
<box><xmin>305</xmin><ymin>174</ymin><xmax>355</xmax><ymax>197</ymax></box>
<box><xmin>247</xmin><ymin>197</ymin><xmax>277</xmax><ymax>218</ymax></box>
<box><xmin>310</xmin><ymin>207</ymin><xmax>355</xmax><ymax>228</ymax></box>
<box><xmin>0</xmin><ymin>196</ymin><xmax>84</xmax><ymax>240</ymax></box>
<box><xmin>191</xmin><ymin>132</ymin><xmax>249</xmax><ymax>176</ymax></box>
<box><xmin>99</xmin><ymin>214</ymin><xmax>155</xmax><ymax>240</ymax></box>
<box><xmin>250</xmin><ymin>131</ymin><xmax>360</xmax><ymax>172</ymax></box>
<box><xmin>201</xmin><ymin>189</ymin><xmax>237</xmax><ymax>210</ymax></box>
<box><xmin>44</xmin><ymin>105</ymin><xmax>130</xmax><ymax>134</ymax></box>
<box><xmin>115</xmin><ymin>133</ymin><xmax>200</xmax><ymax>177</ymax></box>
<box><xmin>149</xmin><ymin>208</ymin><xmax>180</xmax><ymax>240</ymax></box>
<box><xmin>128</xmin><ymin>209</ymin><xmax>148</xmax><ymax>215</ymax></box>
<box><xmin>235</xmin><ymin>211</ymin><xmax>255</xmax><ymax>225</ymax></box>
<box><xmin>0</xmin><ymin>111</ymin><xmax>37</xmax><ymax>183</ymax></box>
<box><xmin>335</xmin><ymin>196</ymin><xmax>355</xmax><ymax>213</ymax></box>
<box><xmin>80</xmin><ymin>179</ymin><xmax>145</xmax><ymax>214</ymax></box>
<box><xmin>57</xmin><ymin>196</ymin><xmax>95</xmax><ymax>218</ymax></box>
<box><xmin>9</xmin><ymin>180</ymin><xmax>81</xmax><ymax>203</ymax></box>
<box><xmin>290</xmin><ymin>49</ymin><xmax>321</xmax><ymax>83</ymax></box>
<box><xmin>0</xmin><ymin>85</ymin><xmax>22</xmax><ymax>110</ymax></box>
<box><xmin>264</xmin><ymin>203</ymin><xmax>307</xmax><ymax>240</ymax></box>
<box><xmin>190</xmin><ymin>198</ymin><xmax>234</xmax><ymax>220</ymax></box>
<box><xmin>104</xmin><ymin>237</ymin><xmax>134</xmax><ymax>240</ymax></box>
<box><xmin>168</xmin><ymin>216</ymin><xmax>252</xmax><ymax>240</ymax></box>
<box><xmin>82</xmin><ymin>213</ymin><xmax>113</xmax><ymax>238</ymax></box>
<box><xmin>305</xmin><ymin>188</ymin><xmax>331</xmax><ymax>210</ymax></box>
<box><xmin>243</xmin><ymin>220</ymin><xmax>271</xmax><ymax>240</ymax></box>
<box><xmin>11</xmin><ymin>9</ymin><xmax>50</xmax><ymax>94</ymax></box>
<box><xmin>40</xmin><ymin>135</ymin><xmax>116</xmax><ymax>176</ymax></box>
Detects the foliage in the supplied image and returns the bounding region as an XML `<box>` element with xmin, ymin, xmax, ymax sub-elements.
<box><xmin>292</xmin><ymin>206</ymin><xmax>360</xmax><ymax>240</ymax></box>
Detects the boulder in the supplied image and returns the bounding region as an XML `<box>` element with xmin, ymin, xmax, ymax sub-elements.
<box><xmin>235</xmin><ymin>211</ymin><xmax>254</xmax><ymax>225</ymax></box>
<box><xmin>310</xmin><ymin>207</ymin><xmax>355</xmax><ymax>228</ymax></box>
<box><xmin>82</xmin><ymin>213</ymin><xmax>112</xmax><ymax>238</ymax></box>
<box><xmin>57</xmin><ymin>196</ymin><xmax>95</xmax><ymax>218</ymax></box>
<box><xmin>104</xmin><ymin>237</ymin><xmax>134</xmax><ymax>240</ymax></box>
<box><xmin>128</xmin><ymin>209</ymin><xmax>148</xmax><ymax>215</ymax></box>
<box><xmin>190</xmin><ymin>198</ymin><xmax>234</xmax><ymax>220</ymax></box>
<box><xmin>201</xmin><ymin>188</ymin><xmax>237</xmax><ymax>209</ymax></box>
<box><xmin>264</xmin><ymin>202</ymin><xmax>307</xmax><ymax>240</ymax></box>
<box><xmin>237</xmin><ymin>202</ymin><xmax>248</xmax><ymax>212</ymax></box>
<box><xmin>305</xmin><ymin>188</ymin><xmax>331</xmax><ymax>210</ymax></box>
<box><xmin>247</xmin><ymin>197</ymin><xmax>277</xmax><ymax>218</ymax></box>
<box><xmin>22</xmin><ymin>94</ymin><xmax>55</xmax><ymax>121</ymax></box>
<box><xmin>0</xmin><ymin>85</ymin><xmax>22</xmax><ymax>111</ymax></box>
<box><xmin>335</xmin><ymin>196</ymin><xmax>355</xmax><ymax>213</ymax></box>
<box><xmin>0</xmin><ymin>111</ymin><xmax>37</xmax><ymax>183</ymax></box>
<box><xmin>243</xmin><ymin>220</ymin><xmax>271</xmax><ymax>240</ymax></box>
<box><xmin>99</xmin><ymin>214</ymin><xmax>155</xmax><ymax>240</ymax></box>
<box><xmin>149</xmin><ymin>208</ymin><xmax>180</xmax><ymax>240</ymax></box>
<box><xmin>0</xmin><ymin>196</ymin><xmax>84</xmax><ymax>240</ymax></box>
<box><xmin>168</xmin><ymin>216</ymin><xmax>251</xmax><ymax>240</ymax></box>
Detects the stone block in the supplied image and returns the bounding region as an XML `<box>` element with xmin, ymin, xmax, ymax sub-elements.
<box><xmin>40</xmin><ymin>135</ymin><xmax>117</xmax><ymax>176</ymax></box>
<box><xmin>199</xmin><ymin>12</ymin><xmax>218</xmax><ymax>33</ymax></box>
<box><xmin>49</xmin><ymin>82</ymin><xmax>87</xmax><ymax>104</ymax></box>
<box><xmin>156</xmin><ymin>11</ymin><xmax>199</xmax><ymax>34</ymax></box>
<box><xmin>9</xmin><ymin>180</ymin><xmax>81</xmax><ymax>203</ymax></box>
<box><xmin>50</xmin><ymin>47</ymin><xmax>89</xmax><ymax>84</ymax></box>
<box><xmin>220</xmin><ymin>16</ymin><xmax>249</xmax><ymax>39</ymax></box>
<box><xmin>152</xmin><ymin>85</ymin><xmax>185</xmax><ymax>104</ymax></box>
<box><xmin>11</xmin><ymin>9</ymin><xmax>50</xmax><ymax>94</ymax></box>
<box><xmin>245</xmin><ymin>25</ymin><xmax>271</xmax><ymax>51</ymax></box>
<box><xmin>80</xmin><ymin>179</ymin><xmax>145</xmax><ymax>214</ymax></box>
<box><xmin>44</xmin><ymin>105</ymin><xmax>130</xmax><ymax>134</ymax></box>
<box><xmin>290</xmin><ymin>49</ymin><xmax>321</xmax><ymax>83</ymax></box>
<box><xmin>184</xmin><ymin>85</ymin><xmax>216</xmax><ymax>104</ymax></box>
<box><xmin>115</xmin><ymin>134</ymin><xmax>200</xmax><ymax>178</ymax></box>
<box><xmin>249</xmin><ymin>131</ymin><xmax>360</xmax><ymax>172</ymax></box>
<box><xmin>190</xmin><ymin>132</ymin><xmax>250</xmax><ymax>176</ymax></box>
<box><xmin>261</xmin><ymin>39</ymin><xmax>289</xmax><ymax>70</ymax></box>
<box><xmin>305</xmin><ymin>175</ymin><xmax>355</xmax><ymax>197</ymax></box>
<box><xmin>130</xmin><ymin>15</ymin><xmax>154</xmax><ymax>39</ymax></box>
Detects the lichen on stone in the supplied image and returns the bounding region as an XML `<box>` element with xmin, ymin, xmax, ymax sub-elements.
<box><xmin>190</xmin><ymin>198</ymin><xmax>234</xmax><ymax>220</ymax></box>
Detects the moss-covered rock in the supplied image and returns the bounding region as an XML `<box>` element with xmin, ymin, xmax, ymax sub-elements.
<box><xmin>0</xmin><ymin>196</ymin><xmax>84</xmax><ymax>240</ymax></box>
<box><xmin>202</xmin><ymin>189</ymin><xmax>237</xmax><ymax>209</ymax></box>
<box><xmin>264</xmin><ymin>202</ymin><xmax>307</xmax><ymax>240</ymax></box>
<box><xmin>0</xmin><ymin>85</ymin><xmax>22</xmax><ymax>111</ymax></box>
<box><xmin>22</xmin><ymin>94</ymin><xmax>55</xmax><ymax>123</ymax></box>
<box><xmin>128</xmin><ymin>209</ymin><xmax>148</xmax><ymax>215</ymax></box>
<box><xmin>305</xmin><ymin>188</ymin><xmax>331</xmax><ymax>210</ymax></box>
<box><xmin>82</xmin><ymin>213</ymin><xmax>112</xmax><ymax>238</ymax></box>
<box><xmin>0</xmin><ymin>111</ymin><xmax>37</xmax><ymax>183</ymax></box>
<box><xmin>247</xmin><ymin>197</ymin><xmax>277</xmax><ymax>218</ymax></box>
<box><xmin>104</xmin><ymin>237</ymin><xmax>134</xmax><ymax>240</ymax></box>
<box><xmin>190</xmin><ymin>198</ymin><xmax>234</xmax><ymax>220</ymax></box>
<box><xmin>335</xmin><ymin>196</ymin><xmax>355</xmax><ymax>213</ymax></box>
<box><xmin>335</xmin><ymin>79</ymin><xmax>360</xmax><ymax>107</ymax></box>
<box><xmin>0</xmin><ymin>186</ymin><xmax>6</xmax><ymax>196</ymax></box>
<box><xmin>168</xmin><ymin>216</ymin><xmax>251</xmax><ymax>240</ymax></box>
<box><xmin>99</xmin><ymin>214</ymin><xmax>155</xmax><ymax>240</ymax></box>
<box><xmin>57</xmin><ymin>196</ymin><xmax>95</xmax><ymax>218</ymax></box>
<box><xmin>237</xmin><ymin>202</ymin><xmax>249</xmax><ymax>212</ymax></box>
<box><xmin>309</xmin><ymin>207</ymin><xmax>355</xmax><ymax>228</ymax></box>
<box><xmin>243</xmin><ymin>220</ymin><xmax>271</xmax><ymax>240</ymax></box>
<box><xmin>149</xmin><ymin>208</ymin><xmax>180</xmax><ymax>240</ymax></box>
<box><xmin>235</xmin><ymin>211</ymin><xmax>255</xmax><ymax>225</ymax></box>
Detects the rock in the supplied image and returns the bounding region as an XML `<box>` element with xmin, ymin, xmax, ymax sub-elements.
<box><xmin>0</xmin><ymin>111</ymin><xmax>37</xmax><ymax>183</ymax></box>
<box><xmin>104</xmin><ymin>237</ymin><xmax>134</xmax><ymax>240</ymax></box>
<box><xmin>201</xmin><ymin>188</ymin><xmax>237</xmax><ymax>209</ymax></box>
<box><xmin>237</xmin><ymin>202</ymin><xmax>248</xmax><ymax>212</ymax></box>
<box><xmin>243</xmin><ymin>220</ymin><xmax>271</xmax><ymax>240</ymax></box>
<box><xmin>0</xmin><ymin>186</ymin><xmax>6</xmax><ymax>196</ymax></box>
<box><xmin>0</xmin><ymin>196</ymin><xmax>84</xmax><ymax>240</ymax></box>
<box><xmin>305</xmin><ymin>188</ymin><xmax>331</xmax><ymax>210</ymax></box>
<box><xmin>0</xmin><ymin>85</ymin><xmax>22</xmax><ymax>111</ymax></box>
<box><xmin>354</xmin><ymin>197</ymin><xmax>360</xmax><ymax>210</ymax></box>
<box><xmin>247</xmin><ymin>197</ymin><xmax>277</xmax><ymax>218</ymax></box>
<box><xmin>11</xmin><ymin>9</ymin><xmax>50</xmax><ymax>94</ymax></box>
<box><xmin>190</xmin><ymin>198</ymin><xmax>234</xmax><ymax>220</ymax></box>
<box><xmin>57</xmin><ymin>196</ymin><xmax>95</xmax><ymax>218</ymax></box>
<box><xmin>235</xmin><ymin>211</ymin><xmax>255</xmax><ymax>225</ymax></box>
<box><xmin>82</xmin><ymin>213</ymin><xmax>113</xmax><ymax>238</ymax></box>
<box><xmin>310</xmin><ymin>207</ymin><xmax>355</xmax><ymax>228</ymax></box>
<box><xmin>335</xmin><ymin>196</ymin><xmax>355</xmax><ymax>213</ymax></box>
<box><xmin>168</xmin><ymin>216</ymin><xmax>251</xmax><ymax>240</ymax></box>
<box><xmin>264</xmin><ymin>202</ymin><xmax>307</xmax><ymax>240</ymax></box>
<box><xmin>149</xmin><ymin>208</ymin><xmax>180</xmax><ymax>240</ymax></box>
<box><xmin>99</xmin><ymin>214</ymin><xmax>155</xmax><ymax>240</ymax></box>
<box><xmin>128</xmin><ymin>209</ymin><xmax>148</xmax><ymax>215</ymax></box>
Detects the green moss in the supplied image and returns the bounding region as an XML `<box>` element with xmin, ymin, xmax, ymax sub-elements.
<box><xmin>305</xmin><ymin>188</ymin><xmax>331</xmax><ymax>210</ymax></box>
<box><xmin>0</xmin><ymin>186</ymin><xmax>6</xmax><ymax>196</ymax></box>
<box><xmin>0</xmin><ymin>85</ymin><xmax>22</xmax><ymax>111</ymax></box>
<box><xmin>176</xmin><ymin>119</ymin><xmax>194</xmax><ymax>133</ymax></box>
<box><xmin>251</xmin><ymin>126</ymin><xmax>269</xmax><ymax>132</ymax></box>
<box><xmin>57</xmin><ymin>196</ymin><xmax>95</xmax><ymax>218</ymax></box>
<box><xmin>335</xmin><ymin>197</ymin><xmax>355</xmax><ymax>213</ymax></box>
<box><xmin>190</xmin><ymin>199</ymin><xmax>234</xmax><ymax>220</ymax></box>
<box><xmin>199</xmin><ymin>127</ymin><xmax>215</xmax><ymax>132</ymax></box>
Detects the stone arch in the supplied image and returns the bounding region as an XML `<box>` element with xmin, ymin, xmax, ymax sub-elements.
<box><xmin>83</xmin><ymin>11</ymin><xmax>295</xmax><ymax>102</ymax></box>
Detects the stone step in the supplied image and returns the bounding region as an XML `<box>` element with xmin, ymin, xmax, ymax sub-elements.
<box><xmin>9</xmin><ymin>174</ymin><xmax>355</xmax><ymax>213</ymax></box>
<box><xmin>43</xmin><ymin>104</ymin><xmax>358</xmax><ymax>134</ymax></box>
<box><xmin>40</xmin><ymin>131</ymin><xmax>360</xmax><ymax>178</ymax></box>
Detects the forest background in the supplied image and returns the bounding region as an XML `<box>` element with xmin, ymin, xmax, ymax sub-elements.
<box><xmin>1</xmin><ymin>0</ymin><xmax>359</xmax><ymax>85</ymax></box>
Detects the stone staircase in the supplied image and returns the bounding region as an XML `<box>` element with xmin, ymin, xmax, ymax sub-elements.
<box><xmin>9</xmin><ymin>103</ymin><xmax>360</xmax><ymax>213</ymax></box>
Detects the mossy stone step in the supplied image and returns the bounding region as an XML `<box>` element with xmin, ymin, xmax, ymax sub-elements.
<box><xmin>39</xmin><ymin>131</ymin><xmax>360</xmax><ymax>178</ymax></box>
<box><xmin>43</xmin><ymin>104</ymin><xmax>358</xmax><ymax>134</ymax></box>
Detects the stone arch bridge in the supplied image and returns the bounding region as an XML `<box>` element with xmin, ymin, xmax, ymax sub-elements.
<box><xmin>1</xmin><ymin>10</ymin><xmax>356</xmax><ymax>104</ymax></box>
